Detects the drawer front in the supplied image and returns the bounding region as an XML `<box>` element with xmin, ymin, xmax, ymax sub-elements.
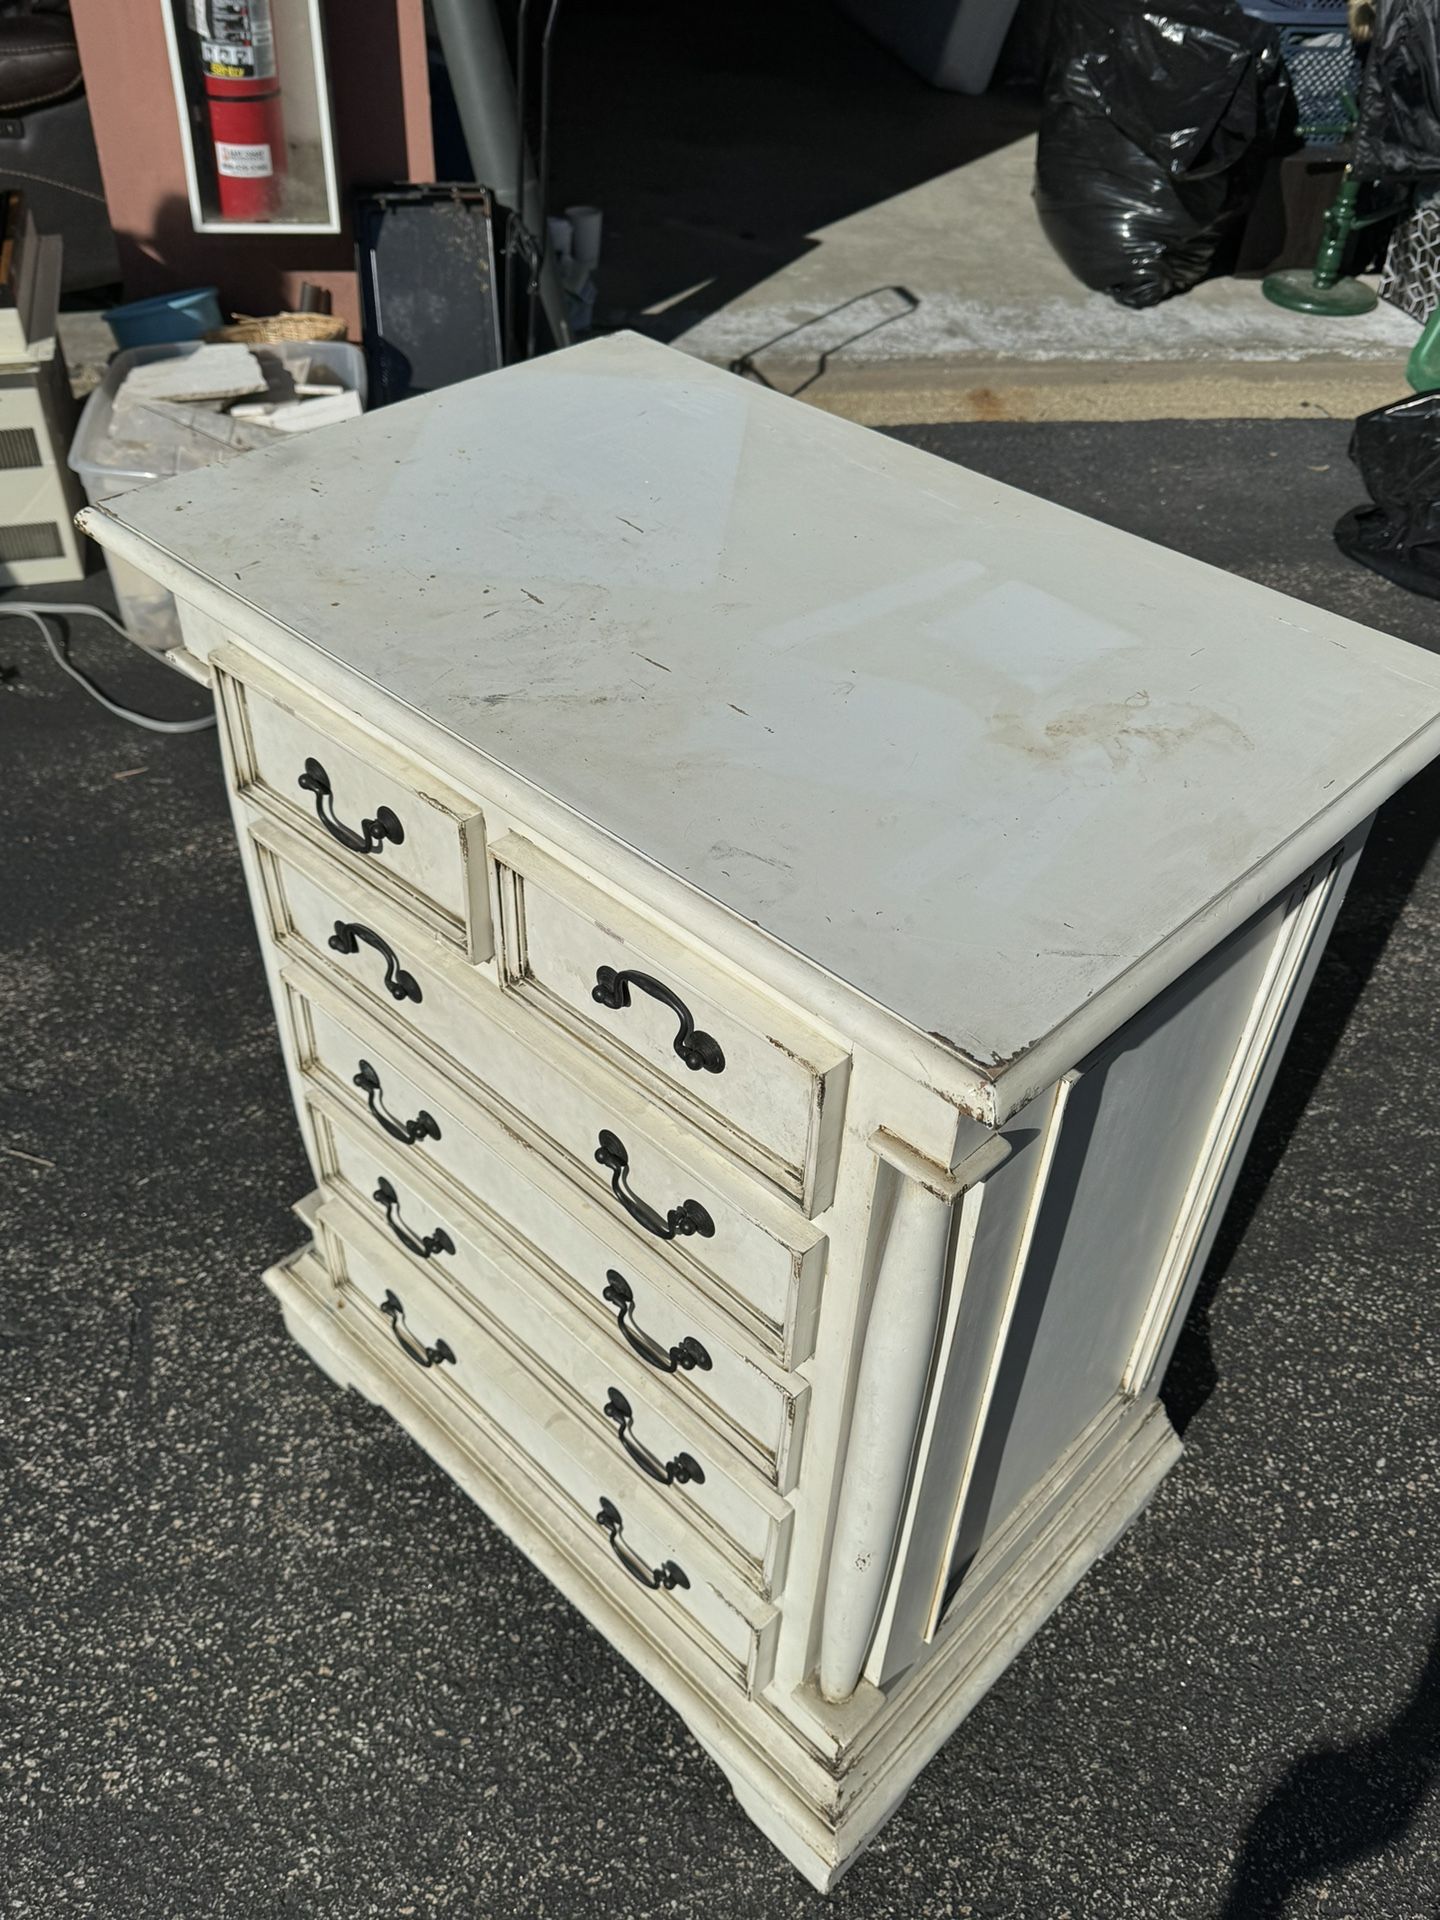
<box><xmin>494</xmin><ymin>836</ymin><xmax>849</xmax><ymax>1216</ymax></box>
<box><xmin>312</xmin><ymin>1117</ymin><xmax>792</xmax><ymax>1596</ymax></box>
<box><xmin>253</xmin><ymin>818</ymin><xmax>827</xmax><ymax>1364</ymax></box>
<box><xmin>312</xmin><ymin>1200</ymin><xmax>777</xmax><ymax>1689</ymax></box>
<box><xmin>284</xmin><ymin>971</ymin><xmax>808</xmax><ymax>1492</ymax></box>
<box><xmin>218</xmin><ymin>650</ymin><xmax>492</xmax><ymax>959</ymax></box>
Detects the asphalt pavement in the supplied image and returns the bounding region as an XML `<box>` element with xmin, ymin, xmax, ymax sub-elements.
<box><xmin>4</xmin><ymin>417</ymin><xmax>1438</xmax><ymax>1919</ymax></box>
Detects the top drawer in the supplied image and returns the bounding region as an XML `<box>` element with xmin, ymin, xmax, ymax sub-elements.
<box><xmin>216</xmin><ymin>647</ymin><xmax>493</xmax><ymax>961</ymax></box>
<box><xmin>494</xmin><ymin>837</ymin><xmax>849</xmax><ymax>1217</ymax></box>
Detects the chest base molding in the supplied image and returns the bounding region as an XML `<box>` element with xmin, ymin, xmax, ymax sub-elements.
<box><xmin>267</xmin><ymin>1234</ymin><xmax>1181</xmax><ymax>1893</ymax></box>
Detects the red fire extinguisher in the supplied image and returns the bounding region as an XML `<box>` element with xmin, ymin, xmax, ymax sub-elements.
<box><xmin>189</xmin><ymin>1</ymin><xmax>286</xmax><ymax>222</ymax></box>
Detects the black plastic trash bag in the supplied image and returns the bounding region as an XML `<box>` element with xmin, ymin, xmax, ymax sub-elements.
<box><xmin>1352</xmin><ymin>0</ymin><xmax>1440</xmax><ymax>185</ymax></box>
<box><xmin>1034</xmin><ymin>0</ymin><xmax>1290</xmax><ymax>308</ymax></box>
<box><xmin>1335</xmin><ymin>392</ymin><xmax>1440</xmax><ymax>600</ymax></box>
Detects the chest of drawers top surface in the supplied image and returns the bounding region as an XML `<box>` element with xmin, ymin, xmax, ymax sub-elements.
<box><xmin>82</xmin><ymin>332</ymin><xmax>1440</xmax><ymax>1099</ymax></box>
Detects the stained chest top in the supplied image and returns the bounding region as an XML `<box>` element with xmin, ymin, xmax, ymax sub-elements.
<box><xmin>87</xmin><ymin>332</ymin><xmax>1440</xmax><ymax>1087</ymax></box>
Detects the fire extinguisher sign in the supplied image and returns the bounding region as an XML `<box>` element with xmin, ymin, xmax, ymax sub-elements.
<box><xmin>189</xmin><ymin>1</ymin><xmax>277</xmax><ymax>80</ymax></box>
<box><xmin>216</xmin><ymin>142</ymin><xmax>273</xmax><ymax>178</ymax></box>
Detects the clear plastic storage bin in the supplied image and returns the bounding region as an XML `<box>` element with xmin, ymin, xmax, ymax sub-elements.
<box><xmin>69</xmin><ymin>337</ymin><xmax>365</xmax><ymax>652</ymax></box>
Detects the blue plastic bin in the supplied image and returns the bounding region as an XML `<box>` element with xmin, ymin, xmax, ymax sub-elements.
<box><xmin>1238</xmin><ymin>1</ymin><xmax>1349</xmax><ymax>20</ymax></box>
<box><xmin>103</xmin><ymin>287</ymin><xmax>223</xmax><ymax>350</ymax></box>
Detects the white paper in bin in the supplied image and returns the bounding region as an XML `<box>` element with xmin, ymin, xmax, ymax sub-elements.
<box><xmin>69</xmin><ymin>339</ymin><xmax>366</xmax><ymax>652</ymax></box>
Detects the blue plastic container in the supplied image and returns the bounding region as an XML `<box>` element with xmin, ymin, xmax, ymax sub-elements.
<box><xmin>103</xmin><ymin>286</ymin><xmax>223</xmax><ymax>350</ymax></box>
<box><xmin>1238</xmin><ymin>0</ymin><xmax>1348</xmax><ymax>21</ymax></box>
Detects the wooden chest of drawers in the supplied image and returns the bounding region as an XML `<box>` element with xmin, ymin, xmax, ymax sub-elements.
<box><xmin>79</xmin><ymin>334</ymin><xmax>1440</xmax><ymax>1891</ymax></box>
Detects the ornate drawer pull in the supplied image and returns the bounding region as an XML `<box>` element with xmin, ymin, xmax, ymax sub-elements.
<box><xmin>373</xmin><ymin>1176</ymin><xmax>455</xmax><ymax>1260</ymax></box>
<box><xmin>379</xmin><ymin>1287</ymin><xmax>455</xmax><ymax>1370</ymax></box>
<box><xmin>594</xmin><ymin>1130</ymin><xmax>715</xmax><ymax>1242</ymax></box>
<box><xmin>601</xmin><ymin>1270</ymin><xmax>711</xmax><ymax>1375</ymax></box>
<box><xmin>592</xmin><ymin>966</ymin><xmax>725</xmax><ymax>1074</ymax></box>
<box><xmin>328</xmin><ymin>919</ymin><xmax>422</xmax><ymax>1003</ymax></box>
<box><xmin>603</xmin><ymin>1388</ymin><xmax>705</xmax><ymax>1486</ymax></box>
<box><xmin>354</xmin><ymin>1060</ymin><xmax>441</xmax><ymax>1146</ymax></box>
<box><xmin>595</xmin><ymin>1497</ymin><xmax>689</xmax><ymax>1592</ymax></box>
<box><xmin>297</xmin><ymin>756</ymin><xmax>405</xmax><ymax>856</ymax></box>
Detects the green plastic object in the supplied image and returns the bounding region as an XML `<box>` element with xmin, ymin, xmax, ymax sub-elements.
<box><xmin>1262</xmin><ymin>168</ymin><xmax>1380</xmax><ymax>317</ymax></box>
<box><xmin>1263</xmin><ymin>265</ymin><xmax>1379</xmax><ymax>314</ymax></box>
<box><xmin>1406</xmin><ymin>308</ymin><xmax>1440</xmax><ymax>391</ymax></box>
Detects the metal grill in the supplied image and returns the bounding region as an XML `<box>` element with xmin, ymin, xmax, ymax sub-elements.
<box><xmin>0</xmin><ymin>427</ymin><xmax>40</xmax><ymax>470</ymax></box>
<box><xmin>0</xmin><ymin>521</ymin><xmax>63</xmax><ymax>561</ymax></box>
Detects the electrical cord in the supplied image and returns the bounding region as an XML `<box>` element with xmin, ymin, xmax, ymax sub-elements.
<box><xmin>0</xmin><ymin>601</ymin><xmax>216</xmax><ymax>734</ymax></box>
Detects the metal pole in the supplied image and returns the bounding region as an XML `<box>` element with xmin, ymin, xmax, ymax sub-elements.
<box><xmin>429</xmin><ymin>0</ymin><xmax>569</xmax><ymax>353</ymax></box>
<box><xmin>528</xmin><ymin>0</ymin><xmax>564</xmax><ymax>360</ymax></box>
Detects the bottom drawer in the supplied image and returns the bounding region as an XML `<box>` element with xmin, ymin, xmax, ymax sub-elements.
<box><xmin>311</xmin><ymin>1200</ymin><xmax>778</xmax><ymax>1695</ymax></box>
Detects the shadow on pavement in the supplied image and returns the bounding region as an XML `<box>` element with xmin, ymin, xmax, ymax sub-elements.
<box><xmin>1220</xmin><ymin>1613</ymin><xmax>1440</xmax><ymax>1917</ymax></box>
<box><xmin>729</xmin><ymin>285</ymin><xmax>920</xmax><ymax>393</ymax></box>
<box><xmin>542</xmin><ymin>0</ymin><xmax>1037</xmax><ymax>333</ymax></box>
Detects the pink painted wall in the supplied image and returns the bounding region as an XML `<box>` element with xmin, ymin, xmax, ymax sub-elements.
<box><xmin>71</xmin><ymin>0</ymin><xmax>434</xmax><ymax>337</ymax></box>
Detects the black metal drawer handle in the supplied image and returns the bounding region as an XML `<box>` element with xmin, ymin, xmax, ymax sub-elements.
<box><xmin>594</xmin><ymin>1130</ymin><xmax>714</xmax><ymax>1242</ymax></box>
<box><xmin>601</xmin><ymin>1270</ymin><xmax>711</xmax><ymax>1375</ymax></box>
<box><xmin>354</xmin><ymin>1060</ymin><xmax>440</xmax><ymax>1146</ymax></box>
<box><xmin>595</xmin><ymin>1497</ymin><xmax>689</xmax><ymax>1592</ymax></box>
<box><xmin>297</xmin><ymin>756</ymin><xmax>405</xmax><ymax>856</ymax></box>
<box><xmin>603</xmin><ymin>1388</ymin><xmax>704</xmax><ymax>1486</ymax></box>
<box><xmin>379</xmin><ymin>1287</ymin><xmax>455</xmax><ymax>1370</ymax></box>
<box><xmin>328</xmin><ymin>919</ymin><xmax>422</xmax><ymax>1003</ymax></box>
<box><xmin>592</xmin><ymin>966</ymin><xmax>725</xmax><ymax>1074</ymax></box>
<box><xmin>373</xmin><ymin>1176</ymin><xmax>455</xmax><ymax>1260</ymax></box>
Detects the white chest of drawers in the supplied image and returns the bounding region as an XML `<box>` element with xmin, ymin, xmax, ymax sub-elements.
<box><xmin>80</xmin><ymin>334</ymin><xmax>1440</xmax><ymax>1892</ymax></box>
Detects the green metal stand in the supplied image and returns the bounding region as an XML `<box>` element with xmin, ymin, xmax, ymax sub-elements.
<box><xmin>1263</xmin><ymin>168</ymin><xmax>1380</xmax><ymax>317</ymax></box>
<box><xmin>1407</xmin><ymin>307</ymin><xmax>1440</xmax><ymax>391</ymax></box>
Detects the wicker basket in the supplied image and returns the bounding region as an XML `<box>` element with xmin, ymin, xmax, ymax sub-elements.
<box><xmin>206</xmin><ymin>312</ymin><xmax>348</xmax><ymax>345</ymax></box>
